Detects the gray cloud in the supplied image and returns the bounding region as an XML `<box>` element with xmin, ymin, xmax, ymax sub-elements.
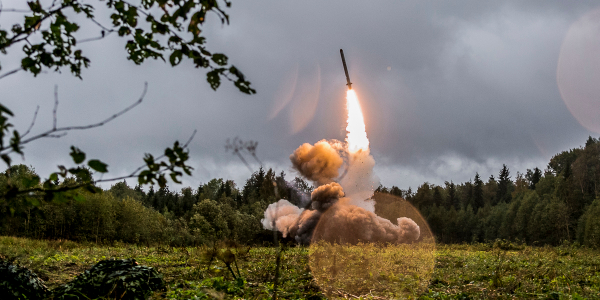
<box><xmin>2</xmin><ymin>0</ymin><xmax>599</xmax><ymax>191</ymax></box>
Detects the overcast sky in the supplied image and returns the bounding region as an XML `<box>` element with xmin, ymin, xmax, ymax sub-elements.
<box><xmin>2</xmin><ymin>0</ymin><xmax>600</xmax><ymax>191</ymax></box>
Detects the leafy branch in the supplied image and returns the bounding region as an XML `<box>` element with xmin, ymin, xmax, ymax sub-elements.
<box><xmin>0</xmin><ymin>0</ymin><xmax>255</xmax><ymax>94</ymax></box>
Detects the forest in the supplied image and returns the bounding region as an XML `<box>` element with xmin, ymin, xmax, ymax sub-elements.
<box><xmin>1</xmin><ymin>135</ymin><xmax>599</xmax><ymax>248</ymax></box>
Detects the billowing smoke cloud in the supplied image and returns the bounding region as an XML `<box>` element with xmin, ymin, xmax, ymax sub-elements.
<box><xmin>310</xmin><ymin>182</ymin><xmax>344</xmax><ymax>211</ymax></box>
<box><xmin>312</xmin><ymin>199</ymin><xmax>421</xmax><ymax>244</ymax></box>
<box><xmin>263</xmin><ymin>140</ymin><xmax>420</xmax><ymax>245</ymax></box>
<box><xmin>289</xmin><ymin>140</ymin><xmax>344</xmax><ymax>185</ymax></box>
<box><xmin>262</xmin><ymin>200</ymin><xmax>303</xmax><ymax>238</ymax></box>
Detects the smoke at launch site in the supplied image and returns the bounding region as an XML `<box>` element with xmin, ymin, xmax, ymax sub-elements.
<box><xmin>262</xmin><ymin>139</ymin><xmax>421</xmax><ymax>244</ymax></box>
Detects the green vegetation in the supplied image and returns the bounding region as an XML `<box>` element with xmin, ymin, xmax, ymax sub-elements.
<box><xmin>0</xmin><ymin>166</ymin><xmax>305</xmax><ymax>246</ymax></box>
<box><xmin>2</xmin><ymin>136</ymin><xmax>599</xmax><ymax>248</ymax></box>
<box><xmin>2</xmin><ymin>236</ymin><xmax>600</xmax><ymax>299</ymax></box>
<box><xmin>376</xmin><ymin>136</ymin><xmax>600</xmax><ymax>247</ymax></box>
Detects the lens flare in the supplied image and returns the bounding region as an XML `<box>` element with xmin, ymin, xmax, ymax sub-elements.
<box><xmin>309</xmin><ymin>193</ymin><xmax>436</xmax><ymax>299</ymax></box>
<box><xmin>345</xmin><ymin>90</ymin><xmax>369</xmax><ymax>153</ymax></box>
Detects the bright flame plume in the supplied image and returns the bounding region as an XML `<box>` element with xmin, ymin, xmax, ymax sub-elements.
<box><xmin>345</xmin><ymin>89</ymin><xmax>369</xmax><ymax>153</ymax></box>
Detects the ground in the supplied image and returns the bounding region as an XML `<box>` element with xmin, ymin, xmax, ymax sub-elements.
<box><xmin>1</xmin><ymin>236</ymin><xmax>599</xmax><ymax>299</ymax></box>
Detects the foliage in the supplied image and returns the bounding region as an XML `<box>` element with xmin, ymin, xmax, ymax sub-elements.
<box><xmin>1</xmin><ymin>136</ymin><xmax>600</xmax><ymax>250</ymax></box>
<box><xmin>0</xmin><ymin>0</ymin><xmax>254</xmax><ymax>92</ymax></box>
<box><xmin>0</xmin><ymin>0</ymin><xmax>255</xmax><ymax>210</ymax></box>
<box><xmin>52</xmin><ymin>258</ymin><xmax>165</xmax><ymax>300</ymax></box>
<box><xmin>0</xmin><ymin>165</ymin><xmax>296</xmax><ymax>246</ymax></box>
<box><xmin>578</xmin><ymin>197</ymin><xmax>600</xmax><ymax>248</ymax></box>
<box><xmin>0</xmin><ymin>259</ymin><xmax>49</xmax><ymax>300</ymax></box>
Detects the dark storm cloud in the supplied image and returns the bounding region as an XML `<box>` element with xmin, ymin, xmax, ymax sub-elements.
<box><xmin>1</xmin><ymin>0</ymin><xmax>599</xmax><ymax>190</ymax></box>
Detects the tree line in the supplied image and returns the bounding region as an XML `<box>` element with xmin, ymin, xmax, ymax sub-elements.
<box><xmin>0</xmin><ymin>166</ymin><xmax>310</xmax><ymax>246</ymax></box>
<box><xmin>375</xmin><ymin>136</ymin><xmax>600</xmax><ymax>247</ymax></box>
<box><xmin>1</xmin><ymin>136</ymin><xmax>599</xmax><ymax>247</ymax></box>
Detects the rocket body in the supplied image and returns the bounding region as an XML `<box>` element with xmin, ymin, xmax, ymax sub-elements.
<box><xmin>340</xmin><ymin>49</ymin><xmax>352</xmax><ymax>90</ymax></box>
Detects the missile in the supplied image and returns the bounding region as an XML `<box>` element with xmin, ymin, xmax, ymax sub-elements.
<box><xmin>340</xmin><ymin>49</ymin><xmax>352</xmax><ymax>90</ymax></box>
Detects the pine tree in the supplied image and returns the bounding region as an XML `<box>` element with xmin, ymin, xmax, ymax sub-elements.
<box><xmin>433</xmin><ymin>186</ymin><xmax>444</xmax><ymax>206</ymax></box>
<box><xmin>445</xmin><ymin>181</ymin><xmax>457</xmax><ymax>209</ymax></box>
<box><xmin>473</xmin><ymin>173</ymin><xmax>484</xmax><ymax>210</ymax></box>
<box><xmin>526</xmin><ymin>167</ymin><xmax>542</xmax><ymax>190</ymax></box>
<box><xmin>497</xmin><ymin>164</ymin><xmax>512</xmax><ymax>203</ymax></box>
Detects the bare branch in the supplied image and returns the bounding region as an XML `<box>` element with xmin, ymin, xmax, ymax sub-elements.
<box><xmin>0</xmin><ymin>68</ymin><xmax>21</xmax><ymax>81</ymax></box>
<box><xmin>20</xmin><ymin>82</ymin><xmax>148</xmax><ymax>145</ymax></box>
<box><xmin>0</xmin><ymin>0</ymin><xmax>29</xmax><ymax>14</ymax></box>
<box><xmin>0</xmin><ymin>1</ymin><xmax>29</xmax><ymax>14</ymax></box>
<box><xmin>183</xmin><ymin>129</ymin><xmax>197</xmax><ymax>148</ymax></box>
<box><xmin>21</xmin><ymin>106</ymin><xmax>40</xmax><ymax>138</ymax></box>
<box><xmin>234</xmin><ymin>150</ymin><xmax>252</xmax><ymax>173</ymax></box>
<box><xmin>78</xmin><ymin>28</ymin><xmax>114</xmax><ymax>44</ymax></box>
<box><xmin>78</xmin><ymin>35</ymin><xmax>107</xmax><ymax>44</ymax></box>
<box><xmin>49</xmin><ymin>0</ymin><xmax>59</xmax><ymax>10</ymax></box>
<box><xmin>89</xmin><ymin>18</ymin><xmax>115</xmax><ymax>33</ymax></box>
<box><xmin>0</xmin><ymin>8</ymin><xmax>30</xmax><ymax>13</ymax></box>
<box><xmin>225</xmin><ymin>137</ymin><xmax>255</xmax><ymax>172</ymax></box>
<box><xmin>245</xmin><ymin>141</ymin><xmax>263</xmax><ymax>166</ymax></box>
<box><xmin>53</xmin><ymin>85</ymin><xmax>58</xmax><ymax>130</ymax></box>
<box><xmin>96</xmin><ymin>128</ymin><xmax>198</xmax><ymax>182</ymax></box>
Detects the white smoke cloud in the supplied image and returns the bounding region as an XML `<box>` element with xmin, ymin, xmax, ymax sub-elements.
<box><xmin>261</xmin><ymin>199</ymin><xmax>303</xmax><ymax>238</ymax></box>
<box><xmin>340</xmin><ymin>149</ymin><xmax>379</xmax><ymax>212</ymax></box>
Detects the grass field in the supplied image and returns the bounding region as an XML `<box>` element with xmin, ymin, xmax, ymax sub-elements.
<box><xmin>1</xmin><ymin>236</ymin><xmax>600</xmax><ymax>299</ymax></box>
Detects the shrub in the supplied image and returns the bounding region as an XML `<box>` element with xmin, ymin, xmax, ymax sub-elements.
<box><xmin>52</xmin><ymin>259</ymin><xmax>165</xmax><ymax>300</ymax></box>
<box><xmin>0</xmin><ymin>259</ymin><xmax>49</xmax><ymax>300</ymax></box>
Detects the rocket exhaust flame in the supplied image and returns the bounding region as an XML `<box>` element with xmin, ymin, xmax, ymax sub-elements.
<box><xmin>345</xmin><ymin>89</ymin><xmax>369</xmax><ymax>153</ymax></box>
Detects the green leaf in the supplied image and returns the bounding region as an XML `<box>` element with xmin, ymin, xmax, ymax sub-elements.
<box><xmin>1</xmin><ymin>154</ymin><xmax>11</xmax><ymax>166</ymax></box>
<box><xmin>170</xmin><ymin>171</ymin><xmax>182</xmax><ymax>184</ymax></box>
<box><xmin>49</xmin><ymin>173</ymin><xmax>59</xmax><ymax>182</ymax></box>
<box><xmin>211</xmin><ymin>53</ymin><xmax>228</xmax><ymax>66</ymax></box>
<box><xmin>0</xmin><ymin>103</ymin><xmax>14</xmax><ymax>116</ymax></box>
<box><xmin>157</xmin><ymin>174</ymin><xmax>167</xmax><ymax>188</ymax></box>
<box><xmin>74</xmin><ymin>194</ymin><xmax>86</xmax><ymax>202</ymax></box>
<box><xmin>10</xmin><ymin>131</ymin><xmax>22</xmax><ymax>154</ymax></box>
<box><xmin>70</xmin><ymin>146</ymin><xmax>86</xmax><ymax>164</ymax></box>
<box><xmin>206</xmin><ymin>69</ymin><xmax>221</xmax><ymax>90</ymax></box>
<box><xmin>88</xmin><ymin>159</ymin><xmax>108</xmax><ymax>173</ymax></box>
<box><xmin>118</xmin><ymin>26</ymin><xmax>132</xmax><ymax>36</ymax></box>
<box><xmin>169</xmin><ymin>50</ymin><xmax>182</xmax><ymax>66</ymax></box>
<box><xmin>27</xmin><ymin>1</ymin><xmax>44</xmax><ymax>13</ymax></box>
